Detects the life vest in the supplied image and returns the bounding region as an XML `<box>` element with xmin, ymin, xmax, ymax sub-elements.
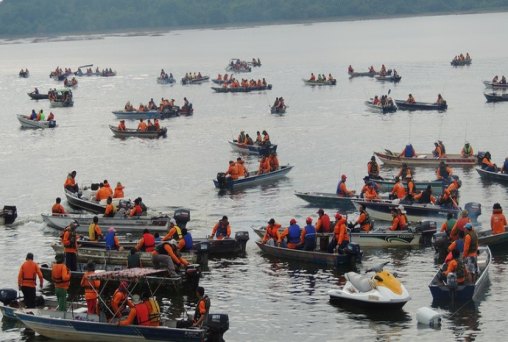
<box><xmin>135</xmin><ymin>303</ymin><xmax>151</xmax><ymax>326</ymax></box>
<box><xmin>455</xmin><ymin>259</ymin><xmax>465</xmax><ymax>279</ymax></box>
<box><xmin>303</xmin><ymin>224</ymin><xmax>316</xmax><ymax>243</ymax></box>
<box><xmin>183</xmin><ymin>233</ymin><xmax>193</xmax><ymax>251</ymax></box>
<box><xmin>445</xmin><ymin>218</ymin><xmax>457</xmax><ymax>235</ymax></box>
<box><xmin>172</xmin><ymin>226</ymin><xmax>183</xmax><ymax>240</ymax></box>
<box><xmin>89</xmin><ymin>223</ymin><xmax>100</xmax><ymax>241</ymax></box>
<box><xmin>146</xmin><ymin>297</ymin><xmax>161</xmax><ymax>325</ymax></box>
<box><xmin>336</xmin><ymin>181</ymin><xmax>346</xmax><ymax>195</ymax></box>
<box><xmin>454</xmin><ymin>239</ymin><xmax>464</xmax><ymax>253</ymax></box>
<box><xmin>288</xmin><ymin>224</ymin><xmax>301</xmax><ymax>244</ymax></box>
<box><xmin>104</xmin><ymin>204</ymin><xmax>116</xmax><ymax>217</ymax></box>
<box><xmin>404</xmin><ymin>145</ymin><xmax>415</xmax><ymax>158</ymax></box>
<box><xmin>51</xmin><ymin>263</ymin><xmax>70</xmax><ymax>288</ymax></box>
<box><xmin>194</xmin><ymin>295</ymin><xmax>210</xmax><ymax>322</ymax></box>
<box><xmin>19</xmin><ymin>261</ymin><xmax>39</xmax><ymax>287</ymax></box>
<box><xmin>105</xmin><ymin>232</ymin><xmax>117</xmax><ymax>250</ymax></box>
<box><xmin>360</xmin><ymin>211</ymin><xmax>372</xmax><ymax>228</ymax></box>
<box><xmin>398</xmin><ymin>214</ymin><xmax>408</xmax><ymax>229</ymax></box>
<box><xmin>142</xmin><ymin>233</ymin><xmax>156</xmax><ymax>252</ymax></box>
<box><xmin>467</xmin><ymin>231</ymin><xmax>478</xmax><ymax>253</ymax></box>
<box><xmin>419</xmin><ymin>190</ymin><xmax>432</xmax><ymax>204</ymax></box>
<box><xmin>463</xmin><ymin>145</ymin><xmax>472</xmax><ymax>156</ymax></box>
<box><xmin>215</xmin><ymin>222</ymin><xmax>228</xmax><ymax>239</ymax></box>
<box><xmin>439</xmin><ymin>165</ymin><xmax>449</xmax><ymax>178</ymax></box>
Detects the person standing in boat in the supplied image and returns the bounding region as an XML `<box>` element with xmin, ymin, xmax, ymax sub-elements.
<box><xmin>300</xmin><ymin>217</ymin><xmax>316</xmax><ymax>251</ymax></box>
<box><xmin>210</xmin><ymin>216</ymin><xmax>231</xmax><ymax>240</ymax></box>
<box><xmin>315</xmin><ymin>209</ymin><xmax>331</xmax><ymax>233</ymax></box>
<box><xmin>257</xmin><ymin>155</ymin><xmax>271</xmax><ymax>175</ymax></box>
<box><xmin>80</xmin><ymin>261</ymin><xmax>100</xmax><ymax>315</ymax></box>
<box><xmin>406</xmin><ymin>94</ymin><xmax>416</xmax><ymax>104</ymax></box>
<box><xmin>51</xmin><ymin>253</ymin><xmax>70</xmax><ymax>311</ymax></box>
<box><xmin>236</xmin><ymin>157</ymin><xmax>249</xmax><ymax>177</ymax></box>
<box><xmin>367</xmin><ymin>156</ymin><xmax>382</xmax><ymax>179</ymax></box>
<box><xmin>449</xmin><ymin>210</ymin><xmax>471</xmax><ymax>241</ymax></box>
<box><xmin>491</xmin><ymin>203</ymin><xmax>507</xmax><ymax>235</ymax></box>
<box><xmin>440</xmin><ymin>212</ymin><xmax>457</xmax><ymax>236</ymax></box>
<box><xmin>88</xmin><ymin>216</ymin><xmax>103</xmax><ymax>241</ymax></box>
<box><xmin>435</xmin><ymin>94</ymin><xmax>446</xmax><ymax>105</ymax></box>
<box><xmin>336</xmin><ymin>174</ymin><xmax>355</xmax><ymax>197</ymax></box>
<box><xmin>268</xmin><ymin>153</ymin><xmax>279</xmax><ymax>172</ymax></box>
<box><xmin>51</xmin><ymin>197</ymin><xmax>66</xmax><ymax>216</ymax></box>
<box><xmin>278</xmin><ymin>218</ymin><xmax>302</xmax><ymax>249</ymax></box>
<box><xmin>193</xmin><ymin>286</ymin><xmax>210</xmax><ymax>328</ymax></box>
<box><xmin>262</xmin><ymin>218</ymin><xmax>281</xmax><ymax>245</ymax></box>
<box><xmin>348</xmin><ymin>65</ymin><xmax>354</xmax><ymax>74</ymax></box>
<box><xmin>18</xmin><ymin>253</ymin><xmax>43</xmax><ymax>309</ymax></box>
<box><xmin>328</xmin><ymin>213</ymin><xmax>349</xmax><ymax>253</ymax></box>
<box><xmin>62</xmin><ymin>221</ymin><xmax>78</xmax><ymax>271</ymax></box>
<box><xmin>463</xmin><ymin>223</ymin><xmax>478</xmax><ymax>283</ymax></box>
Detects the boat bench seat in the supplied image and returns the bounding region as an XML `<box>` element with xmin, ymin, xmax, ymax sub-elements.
<box><xmin>346</xmin><ymin>272</ymin><xmax>372</xmax><ymax>293</ymax></box>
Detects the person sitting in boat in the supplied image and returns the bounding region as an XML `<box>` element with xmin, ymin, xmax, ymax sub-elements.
<box><xmin>390</xmin><ymin>206</ymin><xmax>408</xmax><ymax>231</ymax></box>
<box><xmin>237</xmin><ymin>131</ymin><xmax>246</xmax><ymax>144</ymax></box>
<box><xmin>435</xmin><ymin>94</ymin><xmax>446</xmax><ymax>105</ymax></box>
<box><xmin>363</xmin><ymin>181</ymin><xmax>380</xmax><ymax>200</ymax></box>
<box><xmin>393</xmin><ymin>69</ymin><xmax>399</xmax><ymax>77</ymax></box>
<box><xmin>105</xmin><ymin>227</ymin><xmax>121</xmax><ymax>250</ymax></box>
<box><xmin>390</xmin><ymin>177</ymin><xmax>406</xmax><ymax>200</ymax></box>
<box><xmin>481</xmin><ymin>151</ymin><xmax>497</xmax><ymax>172</ymax></box>
<box><xmin>236</xmin><ymin>157</ymin><xmax>248</xmax><ymax>177</ymax></box>
<box><xmin>110</xmin><ymin>281</ymin><xmax>134</xmax><ymax>317</ymax></box>
<box><xmin>413</xmin><ymin>185</ymin><xmax>436</xmax><ymax>204</ymax></box>
<box><xmin>492</xmin><ymin>75</ymin><xmax>499</xmax><ymax>83</ymax></box>
<box><xmin>403</xmin><ymin>175</ymin><xmax>416</xmax><ymax>202</ymax></box>
<box><xmin>309</xmin><ymin>73</ymin><xmax>316</xmax><ymax>81</ymax></box>
<box><xmin>118</xmin><ymin>293</ymin><xmax>155</xmax><ymax>327</ymax></box>
<box><xmin>317</xmin><ymin>74</ymin><xmax>324</xmax><ymax>82</ymax></box>
<box><xmin>461</xmin><ymin>142</ymin><xmax>474</xmax><ymax>158</ymax></box>
<box><xmin>261</xmin><ymin>130</ymin><xmax>270</xmax><ymax>145</ymax></box>
<box><xmin>328</xmin><ymin>213</ymin><xmax>349</xmax><ymax>253</ymax></box>
<box><xmin>64</xmin><ymin>170</ymin><xmax>78</xmax><ymax>192</ymax></box>
<box><xmin>225</xmin><ymin>160</ymin><xmax>239</xmax><ymax>180</ymax></box>
<box><xmin>129</xmin><ymin>198</ymin><xmax>143</xmax><ymax>217</ymax></box>
<box><xmin>437</xmin><ymin>184</ymin><xmax>459</xmax><ymax>209</ymax></box>
<box><xmin>161</xmin><ymin>218</ymin><xmax>183</xmax><ymax>242</ymax></box>
<box><xmin>146</xmin><ymin>120</ymin><xmax>155</xmax><ymax>131</ymax></box>
<box><xmin>52</xmin><ymin>197</ymin><xmax>66</xmax><ymax>215</ymax></box>
<box><xmin>104</xmin><ymin>197</ymin><xmax>116</xmax><ymax>217</ymax></box>
<box><xmin>441</xmin><ymin>248</ymin><xmax>465</xmax><ymax>285</ymax></box>
<box><xmin>125</xmin><ymin>101</ymin><xmax>135</xmax><ymax>111</ymax></box>
<box><xmin>491</xmin><ymin>203</ymin><xmax>507</xmax><ymax>235</ymax></box>
<box><xmin>406</xmin><ymin>93</ymin><xmax>416</xmax><ymax>104</ymax></box>
<box><xmin>436</xmin><ymin>161</ymin><xmax>453</xmax><ymax>181</ymax></box>
<box><xmin>351</xmin><ymin>204</ymin><xmax>372</xmax><ymax>232</ymax></box>
<box><xmin>432</xmin><ymin>142</ymin><xmax>443</xmax><ymax>158</ymax></box>
<box><xmin>277</xmin><ymin>97</ymin><xmax>285</xmax><ymax>110</ymax></box>
<box><xmin>29</xmin><ymin>109</ymin><xmax>37</xmax><ymax>120</ymax></box>
<box><xmin>153</xmin><ymin>119</ymin><xmax>160</xmax><ymax>131</ymax></box>
<box><xmin>272</xmin><ymin>97</ymin><xmax>280</xmax><ymax>108</ymax></box>
<box><xmin>117</xmin><ymin>120</ymin><xmax>126</xmax><ymax>131</ymax></box>
<box><xmin>254</xmin><ymin>131</ymin><xmax>262</xmax><ymax>144</ymax></box>
<box><xmin>367</xmin><ymin>155</ymin><xmax>382</xmax><ymax>179</ymax></box>
<box><xmin>348</xmin><ymin>65</ymin><xmax>354</xmax><ymax>74</ymax></box>
<box><xmin>211</xmin><ymin>216</ymin><xmax>231</xmax><ymax>240</ymax></box>
<box><xmin>245</xmin><ymin>134</ymin><xmax>254</xmax><ymax>145</ymax></box>
<box><xmin>278</xmin><ymin>218</ymin><xmax>302</xmax><ymax>249</ymax></box>
<box><xmin>501</xmin><ymin>75</ymin><xmax>507</xmax><ymax>84</ymax></box>
<box><xmin>147</xmin><ymin>98</ymin><xmax>157</xmax><ymax>110</ymax></box>
<box><xmin>257</xmin><ymin>155</ymin><xmax>271</xmax><ymax>175</ymax></box>
<box><xmin>328</xmin><ymin>73</ymin><xmax>334</xmax><ymax>81</ymax></box>
<box><xmin>193</xmin><ymin>287</ymin><xmax>211</xmax><ymax>328</ymax></box>
<box><xmin>33</xmin><ymin>87</ymin><xmax>39</xmax><ymax>95</ymax></box>
<box><xmin>182</xmin><ymin>97</ymin><xmax>192</xmax><ymax>112</ymax></box>
<box><xmin>449</xmin><ymin>210</ymin><xmax>471</xmax><ymax>242</ymax></box>
<box><xmin>137</xmin><ymin>119</ymin><xmax>148</xmax><ymax>132</ymax></box>
<box><xmin>372</xmin><ymin>95</ymin><xmax>381</xmax><ymax>106</ymax></box>
<box><xmin>299</xmin><ymin>217</ymin><xmax>316</xmax><ymax>251</ymax></box>
<box><xmin>268</xmin><ymin>152</ymin><xmax>279</xmax><ymax>171</ymax></box>
<box><xmin>88</xmin><ymin>216</ymin><xmax>103</xmax><ymax>241</ymax></box>
<box><xmin>336</xmin><ymin>174</ymin><xmax>355</xmax><ymax>197</ymax></box>
<box><xmin>138</xmin><ymin>103</ymin><xmax>147</xmax><ymax>112</ymax></box>
<box><xmin>463</xmin><ymin>223</ymin><xmax>478</xmax><ymax>283</ymax></box>
<box><xmin>368</xmin><ymin>65</ymin><xmax>375</xmax><ymax>73</ymax></box>
<box><xmin>135</xmin><ymin>228</ymin><xmax>156</xmax><ymax>252</ymax></box>
<box><xmin>47</xmin><ymin>112</ymin><xmax>55</xmax><ymax>121</ymax></box>
<box><xmin>95</xmin><ymin>183</ymin><xmax>109</xmax><ymax>201</ymax></box>
<box><xmin>399</xmin><ymin>144</ymin><xmax>416</xmax><ymax>158</ymax></box>
<box><xmin>440</xmin><ymin>212</ymin><xmax>457</xmax><ymax>236</ymax></box>
<box><xmin>397</xmin><ymin>163</ymin><xmax>412</xmax><ymax>179</ymax></box>
<box><xmin>316</xmin><ymin>208</ymin><xmax>331</xmax><ymax>233</ymax></box>
<box><xmin>262</xmin><ymin>218</ymin><xmax>281</xmax><ymax>245</ymax></box>
<box><xmin>36</xmin><ymin>109</ymin><xmax>45</xmax><ymax>121</ymax></box>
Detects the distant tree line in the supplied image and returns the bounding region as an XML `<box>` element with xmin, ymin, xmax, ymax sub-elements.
<box><xmin>0</xmin><ymin>0</ymin><xmax>506</xmax><ymax>37</ymax></box>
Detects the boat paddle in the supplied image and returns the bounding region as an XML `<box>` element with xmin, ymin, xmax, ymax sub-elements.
<box><xmin>78</xmin><ymin>64</ymin><xmax>93</xmax><ymax>69</ymax></box>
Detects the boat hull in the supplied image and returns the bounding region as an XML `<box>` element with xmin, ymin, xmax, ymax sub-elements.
<box><xmin>213</xmin><ymin>165</ymin><xmax>293</xmax><ymax>189</ymax></box>
<box><xmin>374</xmin><ymin>151</ymin><xmax>477</xmax><ymax>167</ymax></box>
<box><xmin>27</xmin><ymin>92</ymin><xmax>49</xmax><ymax>100</ymax></box>
<box><xmin>364</xmin><ymin>101</ymin><xmax>397</xmax><ymax>114</ymax></box>
<box><xmin>394</xmin><ymin>100</ymin><xmax>447</xmax><ymax>111</ymax></box>
<box><xmin>294</xmin><ymin>191</ymin><xmax>356</xmax><ymax>210</ymax></box>
<box><xmin>64</xmin><ymin>189</ymin><xmax>107</xmax><ymax>214</ymax></box>
<box><xmin>227</xmin><ymin>140</ymin><xmax>277</xmax><ymax>155</ymax></box>
<box><xmin>17</xmin><ymin>115</ymin><xmax>56</xmax><ymax>129</ymax></box>
<box><xmin>476</xmin><ymin>167</ymin><xmax>508</xmax><ymax>183</ymax></box>
<box><xmin>303</xmin><ymin>79</ymin><xmax>336</xmax><ymax>86</ymax></box>
<box><xmin>109</xmin><ymin>125</ymin><xmax>167</xmax><ymax>138</ymax></box>
<box><xmin>484</xmin><ymin>92</ymin><xmax>508</xmax><ymax>102</ymax></box>
<box><xmin>211</xmin><ymin>85</ymin><xmax>272</xmax><ymax>93</ymax></box>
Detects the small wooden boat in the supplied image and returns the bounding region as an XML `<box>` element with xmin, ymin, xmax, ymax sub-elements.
<box><xmin>303</xmin><ymin>79</ymin><xmax>336</xmax><ymax>86</ymax></box>
<box><xmin>348</xmin><ymin>69</ymin><xmax>392</xmax><ymax>78</ymax></box>
<box><xmin>365</xmin><ymin>101</ymin><xmax>397</xmax><ymax>114</ymax></box>
<box><xmin>214</xmin><ymin>165</ymin><xmax>293</xmax><ymax>189</ymax></box>
<box><xmin>27</xmin><ymin>91</ymin><xmax>49</xmax><ymax>100</ymax></box>
<box><xmin>394</xmin><ymin>100</ymin><xmax>447</xmax><ymax>111</ymax></box>
<box><xmin>483</xmin><ymin>80</ymin><xmax>508</xmax><ymax>89</ymax></box>
<box><xmin>476</xmin><ymin>167</ymin><xmax>508</xmax><ymax>183</ymax></box>
<box><xmin>0</xmin><ymin>205</ymin><xmax>17</xmax><ymax>225</ymax></box>
<box><xmin>270</xmin><ymin>106</ymin><xmax>286</xmax><ymax>114</ymax></box>
<box><xmin>451</xmin><ymin>59</ymin><xmax>471</xmax><ymax>66</ymax></box>
<box><xmin>109</xmin><ymin>125</ymin><xmax>167</xmax><ymax>139</ymax></box>
<box><xmin>374</xmin><ymin>150</ymin><xmax>478</xmax><ymax>167</ymax></box>
<box><xmin>19</xmin><ymin>70</ymin><xmax>29</xmax><ymax>78</ymax></box>
<box><xmin>227</xmin><ymin>140</ymin><xmax>277</xmax><ymax>155</ymax></box>
<box><xmin>111</xmin><ymin>107</ymin><xmax>184</xmax><ymax>120</ymax></box>
<box><xmin>375</xmin><ymin>74</ymin><xmax>401</xmax><ymax>83</ymax></box>
<box><xmin>429</xmin><ymin>246</ymin><xmax>490</xmax><ymax>303</ymax></box>
<box><xmin>294</xmin><ymin>191</ymin><xmax>357</xmax><ymax>210</ymax></box>
<box><xmin>211</xmin><ymin>85</ymin><xmax>272</xmax><ymax>93</ymax></box>
<box><xmin>17</xmin><ymin>114</ymin><xmax>57</xmax><ymax>129</ymax></box>
<box><xmin>156</xmin><ymin>76</ymin><xmax>175</xmax><ymax>84</ymax></box>
<box><xmin>181</xmin><ymin>76</ymin><xmax>209</xmax><ymax>85</ymax></box>
<box><xmin>484</xmin><ymin>92</ymin><xmax>508</xmax><ymax>102</ymax></box>
<box><xmin>64</xmin><ymin>188</ymin><xmax>132</xmax><ymax>214</ymax></box>
<box><xmin>49</xmin><ymin>89</ymin><xmax>74</xmax><ymax>108</ymax></box>
<box><xmin>255</xmin><ymin>241</ymin><xmax>362</xmax><ymax>268</ymax></box>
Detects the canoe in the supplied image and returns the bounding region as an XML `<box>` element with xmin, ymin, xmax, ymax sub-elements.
<box><xmin>270</xmin><ymin>106</ymin><xmax>286</xmax><ymax>114</ymax></box>
<box><xmin>17</xmin><ymin>115</ymin><xmax>57</xmax><ymax>129</ymax></box>
<box><xmin>374</xmin><ymin>150</ymin><xmax>478</xmax><ymax>167</ymax></box>
<box><xmin>429</xmin><ymin>246</ymin><xmax>490</xmax><ymax>303</ymax></box>
<box><xmin>375</xmin><ymin>75</ymin><xmax>401</xmax><ymax>83</ymax></box>
<box><xmin>365</xmin><ymin>101</ymin><xmax>397</xmax><ymax>114</ymax></box>
<box><xmin>476</xmin><ymin>167</ymin><xmax>508</xmax><ymax>183</ymax></box>
<box><xmin>294</xmin><ymin>191</ymin><xmax>357</xmax><ymax>210</ymax></box>
<box><xmin>303</xmin><ymin>79</ymin><xmax>337</xmax><ymax>86</ymax></box>
<box><xmin>109</xmin><ymin>125</ymin><xmax>167</xmax><ymax>139</ymax></box>
<box><xmin>483</xmin><ymin>80</ymin><xmax>508</xmax><ymax>89</ymax></box>
<box><xmin>348</xmin><ymin>69</ymin><xmax>392</xmax><ymax>78</ymax></box>
<box><xmin>227</xmin><ymin>140</ymin><xmax>277</xmax><ymax>155</ymax></box>
<box><xmin>27</xmin><ymin>92</ymin><xmax>49</xmax><ymax>100</ymax></box>
<box><xmin>0</xmin><ymin>205</ymin><xmax>17</xmax><ymax>225</ymax></box>
<box><xmin>64</xmin><ymin>188</ymin><xmax>132</xmax><ymax>214</ymax></box>
<box><xmin>156</xmin><ymin>77</ymin><xmax>175</xmax><ymax>84</ymax></box>
<box><xmin>41</xmin><ymin>213</ymin><xmax>170</xmax><ymax>234</ymax></box>
<box><xmin>211</xmin><ymin>85</ymin><xmax>272</xmax><ymax>93</ymax></box>
<box><xmin>255</xmin><ymin>241</ymin><xmax>361</xmax><ymax>268</ymax></box>
<box><xmin>111</xmin><ymin>107</ymin><xmax>186</xmax><ymax>120</ymax></box>
<box><xmin>181</xmin><ymin>76</ymin><xmax>209</xmax><ymax>85</ymax></box>
<box><xmin>484</xmin><ymin>92</ymin><xmax>508</xmax><ymax>102</ymax></box>
<box><xmin>394</xmin><ymin>100</ymin><xmax>448</xmax><ymax>111</ymax></box>
<box><xmin>451</xmin><ymin>59</ymin><xmax>472</xmax><ymax>66</ymax></box>
<box><xmin>213</xmin><ymin>165</ymin><xmax>293</xmax><ymax>189</ymax></box>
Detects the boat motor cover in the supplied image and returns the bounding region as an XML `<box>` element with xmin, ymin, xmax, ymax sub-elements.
<box><xmin>206</xmin><ymin>314</ymin><xmax>229</xmax><ymax>334</ymax></box>
<box><xmin>0</xmin><ymin>288</ymin><xmax>17</xmax><ymax>305</ymax></box>
<box><xmin>235</xmin><ymin>231</ymin><xmax>250</xmax><ymax>242</ymax></box>
<box><xmin>345</xmin><ymin>272</ymin><xmax>373</xmax><ymax>293</ymax></box>
<box><xmin>174</xmin><ymin>209</ymin><xmax>191</xmax><ymax>228</ymax></box>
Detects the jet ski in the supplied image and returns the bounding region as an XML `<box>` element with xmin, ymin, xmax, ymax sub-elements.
<box><xmin>328</xmin><ymin>262</ymin><xmax>410</xmax><ymax>309</ymax></box>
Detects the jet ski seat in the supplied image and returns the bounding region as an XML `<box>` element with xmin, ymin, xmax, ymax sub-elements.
<box><xmin>345</xmin><ymin>272</ymin><xmax>373</xmax><ymax>293</ymax></box>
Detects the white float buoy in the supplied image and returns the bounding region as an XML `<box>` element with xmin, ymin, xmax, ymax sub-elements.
<box><xmin>416</xmin><ymin>307</ymin><xmax>442</xmax><ymax>327</ymax></box>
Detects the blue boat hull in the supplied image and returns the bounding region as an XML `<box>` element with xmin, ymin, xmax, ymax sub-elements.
<box><xmin>214</xmin><ymin>165</ymin><xmax>293</xmax><ymax>189</ymax></box>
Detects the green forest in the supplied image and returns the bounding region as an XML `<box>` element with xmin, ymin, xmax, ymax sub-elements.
<box><xmin>0</xmin><ymin>0</ymin><xmax>507</xmax><ymax>37</ymax></box>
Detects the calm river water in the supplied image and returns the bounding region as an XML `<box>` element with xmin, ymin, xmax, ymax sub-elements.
<box><xmin>1</xmin><ymin>11</ymin><xmax>508</xmax><ymax>341</ymax></box>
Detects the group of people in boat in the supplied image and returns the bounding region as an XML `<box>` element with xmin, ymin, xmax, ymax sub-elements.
<box><xmin>48</xmin><ymin>88</ymin><xmax>73</xmax><ymax>103</ymax></box>
<box><xmin>159</xmin><ymin>69</ymin><xmax>174</xmax><ymax>81</ymax></box>
<box><xmin>182</xmin><ymin>72</ymin><xmax>206</xmax><ymax>81</ymax></box>
<box><xmin>215</xmin><ymin>73</ymin><xmax>234</xmax><ymax>84</ymax></box>
<box><xmin>19</xmin><ymin>68</ymin><xmax>29</xmax><ymax>77</ymax></box>
<box><xmin>372</xmin><ymin>94</ymin><xmax>395</xmax><ymax>108</ymax></box>
<box><xmin>221</xmin><ymin>78</ymin><xmax>268</xmax><ymax>89</ymax></box>
<box><xmin>308</xmin><ymin>73</ymin><xmax>335</xmax><ymax>82</ymax></box>
<box><xmin>347</xmin><ymin>64</ymin><xmax>389</xmax><ymax>74</ymax></box>
<box><xmin>452</xmin><ymin>53</ymin><xmax>471</xmax><ymax>63</ymax></box>
<box><xmin>63</xmin><ymin>77</ymin><xmax>78</xmax><ymax>87</ymax></box>
<box><xmin>124</xmin><ymin>97</ymin><xmax>191</xmax><ymax>113</ymax></box>
<box><xmin>50</xmin><ymin>66</ymin><xmax>73</xmax><ymax>78</ymax></box>
<box><xmin>398</xmin><ymin>141</ymin><xmax>474</xmax><ymax>159</ymax></box>
<box><xmin>251</xmin><ymin>57</ymin><xmax>261</xmax><ymax>67</ymax></box>
<box><xmin>224</xmin><ymin>151</ymin><xmax>279</xmax><ymax>180</ymax></box>
<box><xmin>480</xmin><ymin>151</ymin><xmax>508</xmax><ymax>173</ymax></box>
<box><xmin>405</xmin><ymin>93</ymin><xmax>446</xmax><ymax>105</ymax></box>
<box><xmin>236</xmin><ymin>129</ymin><xmax>271</xmax><ymax>146</ymax></box>
<box><xmin>132</xmin><ymin>118</ymin><xmax>161</xmax><ymax>132</ymax></box>
<box><xmin>227</xmin><ymin>59</ymin><xmax>251</xmax><ymax>72</ymax></box>
<box><xmin>25</xmin><ymin>109</ymin><xmax>55</xmax><ymax>122</ymax></box>
<box><xmin>491</xmin><ymin>75</ymin><xmax>507</xmax><ymax>84</ymax></box>
<box><xmin>272</xmin><ymin>97</ymin><xmax>286</xmax><ymax>111</ymax></box>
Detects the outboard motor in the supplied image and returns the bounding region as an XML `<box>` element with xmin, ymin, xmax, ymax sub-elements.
<box><xmin>206</xmin><ymin>314</ymin><xmax>230</xmax><ymax>342</ymax></box>
<box><xmin>2</xmin><ymin>206</ymin><xmax>17</xmax><ymax>225</ymax></box>
<box><xmin>476</xmin><ymin>151</ymin><xmax>486</xmax><ymax>165</ymax></box>
<box><xmin>416</xmin><ymin>220</ymin><xmax>437</xmax><ymax>246</ymax></box>
<box><xmin>184</xmin><ymin>265</ymin><xmax>201</xmax><ymax>292</ymax></box>
<box><xmin>174</xmin><ymin>209</ymin><xmax>191</xmax><ymax>229</ymax></box>
<box><xmin>90</xmin><ymin>183</ymin><xmax>100</xmax><ymax>191</ymax></box>
<box><xmin>195</xmin><ymin>241</ymin><xmax>209</xmax><ymax>267</ymax></box>
<box><xmin>216</xmin><ymin>173</ymin><xmax>227</xmax><ymax>189</ymax></box>
<box><xmin>117</xmin><ymin>199</ymin><xmax>132</xmax><ymax>211</ymax></box>
<box><xmin>344</xmin><ymin>242</ymin><xmax>363</xmax><ymax>263</ymax></box>
<box><xmin>234</xmin><ymin>231</ymin><xmax>250</xmax><ymax>255</ymax></box>
<box><xmin>446</xmin><ymin>273</ymin><xmax>458</xmax><ymax>289</ymax></box>
<box><xmin>432</xmin><ymin>232</ymin><xmax>449</xmax><ymax>264</ymax></box>
<box><xmin>0</xmin><ymin>288</ymin><xmax>18</xmax><ymax>305</ymax></box>
<box><xmin>465</xmin><ymin>202</ymin><xmax>482</xmax><ymax>224</ymax></box>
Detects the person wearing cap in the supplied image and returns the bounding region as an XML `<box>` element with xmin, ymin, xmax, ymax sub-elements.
<box><xmin>300</xmin><ymin>217</ymin><xmax>316</xmax><ymax>251</ymax></box>
<box><xmin>136</xmin><ymin>228</ymin><xmax>156</xmax><ymax>252</ymax></box>
<box><xmin>436</xmin><ymin>161</ymin><xmax>453</xmax><ymax>181</ymax></box>
<box><xmin>449</xmin><ymin>210</ymin><xmax>471</xmax><ymax>241</ymax></box>
<box><xmin>389</xmin><ymin>207</ymin><xmax>408</xmax><ymax>231</ymax></box>
<box><xmin>262</xmin><ymin>218</ymin><xmax>281</xmax><ymax>245</ymax></box>
<box><xmin>51</xmin><ymin>197</ymin><xmax>66</xmax><ymax>216</ymax></box>
<box><xmin>440</xmin><ymin>212</ymin><xmax>457</xmax><ymax>236</ymax></box>
<box><xmin>80</xmin><ymin>261</ymin><xmax>100</xmax><ymax>314</ymax></box>
<box><xmin>432</xmin><ymin>142</ymin><xmax>443</xmax><ymax>158</ymax></box>
<box><xmin>336</xmin><ymin>174</ymin><xmax>355</xmax><ymax>197</ymax></box>
<box><xmin>316</xmin><ymin>209</ymin><xmax>331</xmax><ymax>233</ymax></box>
<box><xmin>481</xmin><ymin>151</ymin><xmax>497</xmax><ymax>172</ymax></box>
<box><xmin>112</xmin><ymin>281</ymin><xmax>134</xmax><ymax>317</ymax></box>
<box><xmin>18</xmin><ymin>253</ymin><xmax>43</xmax><ymax>309</ymax></box>
<box><xmin>88</xmin><ymin>216</ymin><xmax>103</xmax><ymax>241</ymax></box>
<box><xmin>413</xmin><ymin>185</ymin><xmax>436</xmax><ymax>204</ymax></box>
<box><xmin>257</xmin><ymin>155</ymin><xmax>271</xmax><ymax>175</ymax></box>
<box><xmin>119</xmin><ymin>294</ymin><xmax>152</xmax><ymax>326</ymax></box>
<box><xmin>329</xmin><ymin>213</ymin><xmax>349</xmax><ymax>253</ymax></box>
<box><xmin>390</xmin><ymin>177</ymin><xmax>406</xmax><ymax>200</ymax></box>
<box><xmin>236</xmin><ymin>157</ymin><xmax>248</xmax><ymax>178</ymax></box>
<box><xmin>193</xmin><ymin>286</ymin><xmax>210</xmax><ymax>328</ymax></box>
<box><xmin>104</xmin><ymin>196</ymin><xmax>117</xmax><ymax>217</ymax></box>
<box><xmin>105</xmin><ymin>227</ymin><xmax>121</xmax><ymax>250</ymax></box>
<box><xmin>117</xmin><ymin>120</ymin><xmax>126</xmax><ymax>131</ymax></box>
<box><xmin>367</xmin><ymin>156</ymin><xmax>382</xmax><ymax>179</ymax></box>
<box><xmin>268</xmin><ymin>152</ymin><xmax>279</xmax><ymax>172</ymax></box>
<box><xmin>463</xmin><ymin>223</ymin><xmax>478</xmax><ymax>283</ymax></box>
<box><xmin>162</xmin><ymin>218</ymin><xmax>183</xmax><ymax>241</ymax></box>
<box><xmin>62</xmin><ymin>221</ymin><xmax>79</xmax><ymax>271</ymax></box>
<box><xmin>278</xmin><ymin>218</ymin><xmax>301</xmax><ymax>249</ymax></box>
<box><xmin>210</xmin><ymin>216</ymin><xmax>231</xmax><ymax>240</ymax></box>
<box><xmin>113</xmin><ymin>182</ymin><xmax>125</xmax><ymax>198</ymax></box>
<box><xmin>225</xmin><ymin>160</ymin><xmax>239</xmax><ymax>180</ymax></box>
<box><xmin>491</xmin><ymin>203</ymin><xmax>507</xmax><ymax>235</ymax></box>
<box><xmin>129</xmin><ymin>198</ymin><xmax>143</xmax><ymax>217</ymax></box>
<box><xmin>461</xmin><ymin>142</ymin><xmax>474</xmax><ymax>158</ymax></box>
<box><xmin>152</xmin><ymin>240</ymin><xmax>189</xmax><ymax>275</ymax></box>
<box><xmin>51</xmin><ymin>253</ymin><xmax>70</xmax><ymax>311</ymax></box>
<box><xmin>352</xmin><ymin>204</ymin><xmax>372</xmax><ymax>232</ymax></box>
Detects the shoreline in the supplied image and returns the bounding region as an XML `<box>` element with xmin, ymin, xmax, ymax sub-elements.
<box><xmin>1</xmin><ymin>8</ymin><xmax>507</xmax><ymax>43</ymax></box>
